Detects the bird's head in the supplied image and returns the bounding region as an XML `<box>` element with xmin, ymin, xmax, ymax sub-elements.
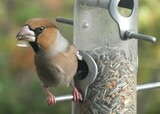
<box><xmin>16</xmin><ymin>18</ymin><xmax>58</xmax><ymax>53</ymax></box>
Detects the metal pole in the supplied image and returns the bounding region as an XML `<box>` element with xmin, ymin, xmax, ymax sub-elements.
<box><xmin>137</xmin><ymin>82</ymin><xmax>160</xmax><ymax>91</ymax></box>
<box><xmin>73</xmin><ymin>0</ymin><xmax>138</xmax><ymax>114</ymax></box>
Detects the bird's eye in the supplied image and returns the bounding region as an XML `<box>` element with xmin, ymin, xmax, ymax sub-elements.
<box><xmin>37</xmin><ymin>26</ymin><xmax>45</xmax><ymax>33</ymax></box>
<box><xmin>34</xmin><ymin>26</ymin><xmax>45</xmax><ymax>37</ymax></box>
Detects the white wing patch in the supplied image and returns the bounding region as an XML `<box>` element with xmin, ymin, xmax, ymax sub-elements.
<box><xmin>76</xmin><ymin>51</ymin><xmax>83</xmax><ymax>60</ymax></box>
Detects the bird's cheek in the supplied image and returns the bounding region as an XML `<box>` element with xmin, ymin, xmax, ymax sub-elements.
<box><xmin>37</xmin><ymin>36</ymin><xmax>43</xmax><ymax>45</ymax></box>
<box><xmin>37</xmin><ymin>35</ymin><xmax>48</xmax><ymax>49</ymax></box>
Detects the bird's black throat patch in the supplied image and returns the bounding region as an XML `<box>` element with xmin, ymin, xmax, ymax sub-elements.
<box><xmin>29</xmin><ymin>42</ymin><xmax>40</xmax><ymax>53</ymax></box>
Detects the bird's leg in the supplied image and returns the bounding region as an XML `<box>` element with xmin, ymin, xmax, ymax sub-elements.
<box><xmin>72</xmin><ymin>86</ymin><xmax>83</xmax><ymax>102</ymax></box>
<box><xmin>44</xmin><ymin>87</ymin><xmax>56</xmax><ymax>106</ymax></box>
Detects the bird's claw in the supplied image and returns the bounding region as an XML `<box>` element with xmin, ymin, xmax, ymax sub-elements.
<box><xmin>47</xmin><ymin>92</ymin><xmax>56</xmax><ymax>106</ymax></box>
<box><xmin>72</xmin><ymin>87</ymin><xmax>83</xmax><ymax>102</ymax></box>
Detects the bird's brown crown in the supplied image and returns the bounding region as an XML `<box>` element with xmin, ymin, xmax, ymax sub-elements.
<box><xmin>25</xmin><ymin>18</ymin><xmax>57</xmax><ymax>29</ymax></box>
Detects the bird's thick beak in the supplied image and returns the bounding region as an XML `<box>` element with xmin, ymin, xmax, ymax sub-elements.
<box><xmin>16</xmin><ymin>25</ymin><xmax>36</xmax><ymax>42</ymax></box>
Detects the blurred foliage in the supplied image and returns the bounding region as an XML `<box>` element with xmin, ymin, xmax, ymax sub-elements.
<box><xmin>0</xmin><ymin>0</ymin><xmax>160</xmax><ymax>114</ymax></box>
<box><xmin>138</xmin><ymin>0</ymin><xmax>160</xmax><ymax>114</ymax></box>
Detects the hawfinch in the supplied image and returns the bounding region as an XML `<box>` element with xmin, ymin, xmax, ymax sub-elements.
<box><xmin>16</xmin><ymin>18</ymin><xmax>82</xmax><ymax>105</ymax></box>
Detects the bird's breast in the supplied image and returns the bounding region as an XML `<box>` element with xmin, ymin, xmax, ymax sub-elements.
<box><xmin>34</xmin><ymin>51</ymin><xmax>78</xmax><ymax>87</ymax></box>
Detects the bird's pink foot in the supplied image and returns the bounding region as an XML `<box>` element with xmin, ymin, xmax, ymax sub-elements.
<box><xmin>47</xmin><ymin>92</ymin><xmax>56</xmax><ymax>106</ymax></box>
<box><xmin>72</xmin><ymin>87</ymin><xmax>83</xmax><ymax>102</ymax></box>
<box><xmin>44</xmin><ymin>87</ymin><xmax>56</xmax><ymax>106</ymax></box>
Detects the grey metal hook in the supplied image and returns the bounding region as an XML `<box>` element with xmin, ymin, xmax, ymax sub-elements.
<box><xmin>56</xmin><ymin>16</ymin><xmax>73</xmax><ymax>25</ymax></box>
<box><xmin>109</xmin><ymin>0</ymin><xmax>156</xmax><ymax>43</ymax></box>
<box><xmin>124</xmin><ymin>31</ymin><xmax>156</xmax><ymax>43</ymax></box>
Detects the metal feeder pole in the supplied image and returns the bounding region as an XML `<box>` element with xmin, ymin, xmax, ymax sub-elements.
<box><xmin>72</xmin><ymin>0</ymin><xmax>139</xmax><ymax>114</ymax></box>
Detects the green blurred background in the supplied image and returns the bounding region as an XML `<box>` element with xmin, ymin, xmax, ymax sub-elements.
<box><xmin>0</xmin><ymin>0</ymin><xmax>159</xmax><ymax>114</ymax></box>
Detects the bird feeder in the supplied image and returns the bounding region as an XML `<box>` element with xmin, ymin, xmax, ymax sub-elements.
<box><xmin>72</xmin><ymin>0</ymin><xmax>155</xmax><ymax>114</ymax></box>
<box><xmin>56</xmin><ymin>0</ymin><xmax>157</xmax><ymax>114</ymax></box>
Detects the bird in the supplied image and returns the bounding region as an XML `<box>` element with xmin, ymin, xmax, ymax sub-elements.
<box><xmin>16</xmin><ymin>18</ymin><xmax>82</xmax><ymax>106</ymax></box>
